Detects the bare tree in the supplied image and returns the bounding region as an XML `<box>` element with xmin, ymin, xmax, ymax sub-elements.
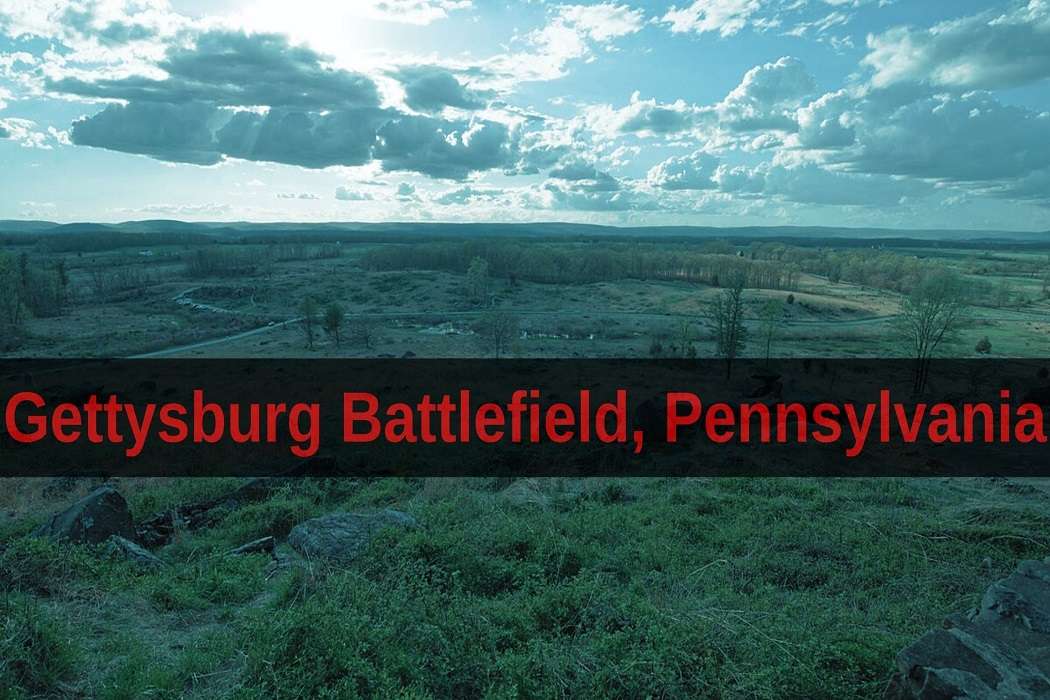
<box><xmin>0</xmin><ymin>253</ymin><xmax>26</xmax><ymax>341</ymax></box>
<box><xmin>299</xmin><ymin>296</ymin><xmax>320</xmax><ymax>350</ymax></box>
<box><xmin>475</xmin><ymin>310</ymin><xmax>518</xmax><ymax>358</ymax></box>
<box><xmin>758</xmin><ymin>298</ymin><xmax>784</xmax><ymax>364</ymax></box>
<box><xmin>323</xmin><ymin>302</ymin><xmax>345</xmax><ymax>346</ymax></box>
<box><xmin>898</xmin><ymin>271</ymin><xmax>968</xmax><ymax>394</ymax></box>
<box><xmin>710</xmin><ymin>276</ymin><xmax>747</xmax><ymax>378</ymax></box>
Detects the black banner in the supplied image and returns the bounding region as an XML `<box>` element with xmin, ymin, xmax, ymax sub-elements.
<box><xmin>0</xmin><ymin>358</ymin><xmax>1048</xmax><ymax>477</ymax></box>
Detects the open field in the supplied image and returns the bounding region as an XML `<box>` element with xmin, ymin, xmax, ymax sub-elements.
<box><xmin>2</xmin><ymin>228</ymin><xmax>1049</xmax><ymax>360</ymax></box>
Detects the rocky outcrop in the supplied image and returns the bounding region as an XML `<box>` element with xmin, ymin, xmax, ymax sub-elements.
<box><xmin>288</xmin><ymin>510</ymin><xmax>417</xmax><ymax>564</ymax></box>
<box><xmin>33</xmin><ymin>485</ymin><xmax>135</xmax><ymax>544</ymax></box>
<box><xmin>885</xmin><ymin>558</ymin><xmax>1050</xmax><ymax>699</ymax></box>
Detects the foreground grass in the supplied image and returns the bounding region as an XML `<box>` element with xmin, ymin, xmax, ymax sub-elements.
<box><xmin>2</xmin><ymin>477</ymin><xmax>1048</xmax><ymax>698</ymax></box>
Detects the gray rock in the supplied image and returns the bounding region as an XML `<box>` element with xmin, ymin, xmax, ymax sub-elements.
<box><xmin>33</xmin><ymin>485</ymin><xmax>135</xmax><ymax>544</ymax></box>
<box><xmin>886</xmin><ymin>557</ymin><xmax>1050</xmax><ymax>699</ymax></box>
<box><xmin>106</xmin><ymin>536</ymin><xmax>165</xmax><ymax>568</ymax></box>
<box><xmin>288</xmin><ymin>510</ymin><xmax>417</xmax><ymax>564</ymax></box>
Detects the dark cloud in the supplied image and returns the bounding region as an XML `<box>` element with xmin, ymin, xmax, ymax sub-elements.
<box><xmin>549</xmin><ymin>158</ymin><xmax>621</xmax><ymax>192</ymax></box>
<box><xmin>53</xmin><ymin>29</ymin><xmax>517</xmax><ymax>178</ymax></box>
<box><xmin>69</xmin><ymin>101</ymin><xmax>222</xmax><ymax>165</ymax></box>
<box><xmin>393</xmin><ymin>66</ymin><xmax>487</xmax><ymax>112</ymax></box>
<box><xmin>49</xmin><ymin>30</ymin><xmax>380</xmax><ymax>110</ymax></box>
<box><xmin>434</xmin><ymin>185</ymin><xmax>504</xmax><ymax>205</ymax></box>
<box><xmin>543</xmin><ymin>179</ymin><xmax>653</xmax><ymax>211</ymax></box>
<box><xmin>216</xmin><ymin>108</ymin><xmax>386</xmax><ymax>168</ymax></box>
<box><xmin>375</xmin><ymin>115</ymin><xmax>513</xmax><ymax>179</ymax></box>
<box><xmin>823</xmin><ymin>92</ymin><xmax>1050</xmax><ymax>183</ymax></box>
<box><xmin>0</xmin><ymin>124</ymin><xmax>9</xmax><ymax>139</ymax></box>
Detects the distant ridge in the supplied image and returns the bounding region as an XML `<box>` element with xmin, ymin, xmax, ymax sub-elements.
<box><xmin>1</xmin><ymin>219</ymin><xmax>1048</xmax><ymax>243</ymax></box>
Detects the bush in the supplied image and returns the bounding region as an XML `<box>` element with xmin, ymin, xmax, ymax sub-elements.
<box><xmin>975</xmin><ymin>336</ymin><xmax>992</xmax><ymax>354</ymax></box>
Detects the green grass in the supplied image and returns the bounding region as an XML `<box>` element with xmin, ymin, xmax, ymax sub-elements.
<box><xmin>3</xmin><ymin>477</ymin><xmax>1046</xmax><ymax>698</ymax></box>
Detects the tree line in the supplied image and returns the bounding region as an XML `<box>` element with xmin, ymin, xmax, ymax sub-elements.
<box><xmin>363</xmin><ymin>241</ymin><xmax>801</xmax><ymax>290</ymax></box>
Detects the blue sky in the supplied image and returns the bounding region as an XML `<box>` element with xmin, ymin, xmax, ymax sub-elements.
<box><xmin>0</xmin><ymin>0</ymin><xmax>1048</xmax><ymax>230</ymax></box>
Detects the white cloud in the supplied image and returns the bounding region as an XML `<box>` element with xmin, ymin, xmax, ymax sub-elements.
<box><xmin>863</xmin><ymin>0</ymin><xmax>1050</xmax><ymax>90</ymax></box>
<box><xmin>335</xmin><ymin>187</ymin><xmax>375</xmax><ymax>201</ymax></box>
<box><xmin>647</xmin><ymin>150</ymin><xmax>719</xmax><ymax>190</ymax></box>
<box><xmin>483</xmin><ymin>3</ymin><xmax>644</xmax><ymax>85</ymax></box>
<box><xmin>556</xmin><ymin>3</ymin><xmax>645</xmax><ymax>43</ymax></box>
<box><xmin>661</xmin><ymin>0</ymin><xmax>762</xmax><ymax>38</ymax></box>
<box><xmin>585</xmin><ymin>91</ymin><xmax>697</xmax><ymax>136</ymax></box>
<box><xmin>355</xmin><ymin>0</ymin><xmax>472</xmax><ymax>25</ymax></box>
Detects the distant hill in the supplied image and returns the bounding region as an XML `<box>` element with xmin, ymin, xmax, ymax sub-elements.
<box><xmin>0</xmin><ymin>219</ymin><xmax>1047</xmax><ymax>244</ymax></box>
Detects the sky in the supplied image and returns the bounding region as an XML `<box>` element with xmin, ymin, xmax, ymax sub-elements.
<box><xmin>0</xmin><ymin>0</ymin><xmax>1048</xmax><ymax>231</ymax></box>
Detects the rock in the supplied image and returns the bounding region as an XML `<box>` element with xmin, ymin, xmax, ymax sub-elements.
<box><xmin>288</xmin><ymin>510</ymin><xmax>417</xmax><ymax>564</ymax></box>
<box><xmin>228</xmin><ymin>536</ymin><xmax>276</xmax><ymax>557</ymax></box>
<box><xmin>33</xmin><ymin>485</ymin><xmax>135</xmax><ymax>544</ymax></box>
<box><xmin>106</xmin><ymin>536</ymin><xmax>165</xmax><ymax>568</ymax></box>
<box><xmin>886</xmin><ymin>557</ymin><xmax>1050</xmax><ymax>699</ymax></box>
<box><xmin>499</xmin><ymin>479</ymin><xmax>551</xmax><ymax>509</ymax></box>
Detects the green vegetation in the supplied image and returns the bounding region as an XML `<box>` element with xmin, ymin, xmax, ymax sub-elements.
<box><xmin>2</xmin><ymin>477</ymin><xmax>1048</xmax><ymax>698</ymax></box>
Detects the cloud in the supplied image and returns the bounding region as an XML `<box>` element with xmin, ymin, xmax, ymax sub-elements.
<box><xmin>482</xmin><ymin>2</ymin><xmax>644</xmax><ymax>85</ymax></box>
<box><xmin>374</xmin><ymin>115</ymin><xmax>513</xmax><ymax>179</ymax></box>
<box><xmin>863</xmin><ymin>1</ymin><xmax>1050</xmax><ymax>91</ymax></box>
<box><xmin>792</xmin><ymin>89</ymin><xmax>856</xmax><ymax>149</ymax></box>
<box><xmin>0</xmin><ymin>116</ymin><xmax>58</xmax><ymax>148</ymax></box>
<box><xmin>215</xmin><ymin>108</ymin><xmax>386</xmax><ymax>168</ymax></box>
<box><xmin>586</xmin><ymin>92</ymin><xmax>697</xmax><ymax>136</ymax></box>
<box><xmin>356</xmin><ymin>0</ymin><xmax>472</xmax><ymax>25</ymax></box>
<box><xmin>543</xmin><ymin>178</ymin><xmax>653</xmax><ymax>211</ymax></box>
<box><xmin>805</xmin><ymin>91</ymin><xmax>1050</xmax><ymax>184</ymax></box>
<box><xmin>48</xmin><ymin>30</ymin><xmax>380</xmax><ymax>110</ymax></box>
<box><xmin>393</xmin><ymin>65</ymin><xmax>487</xmax><ymax>113</ymax></box>
<box><xmin>335</xmin><ymin>187</ymin><xmax>375</xmax><ymax>201</ymax></box>
<box><xmin>713</xmin><ymin>56</ymin><xmax>815</xmax><ymax>133</ymax></box>
<box><xmin>647</xmin><ymin>151</ymin><xmax>720</xmax><ymax>190</ymax></box>
<box><xmin>549</xmin><ymin>157</ymin><xmax>622</xmax><ymax>191</ymax></box>
<box><xmin>555</xmin><ymin>3</ymin><xmax>645</xmax><ymax>43</ymax></box>
<box><xmin>761</xmin><ymin>163</ymin><xmax>926</xmax><ymax>206</ymax></box>
<box><xmin>70</xmin><ymin>101</ymin><xmax>224</xmax><ymax>164</ymax></box>
<box><xmin>277</xmin><ymin>192</ymin><xmax>320</xmax><ymax>200</ymax></box>
<box><xmin>48</xmin><ymin>24</ymin><xmax>522</xmax><ymax>178</ymax></box>
<box><xmin>661</xmin><ymin>0</ymin><xmax>762</xmax><ymax>38</ymax></box>
<box><xmin>434</xmin><ymin>185</ymin><xmax>504</xmax><ymax>205</ymax></box>
<box><xmin>980</xmin><ymin>167</ymin><xmax>1050</xmax><ymax>207</ymax></box>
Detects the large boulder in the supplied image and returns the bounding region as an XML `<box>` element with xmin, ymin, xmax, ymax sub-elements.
<box><xmin>288</xmin><ymin>510</ymin><xmax>417</xmax><ymax>564</ymax></box>
<box><xmin>33</xmin><ymin>485</ymin><xmax>135</xmax><ymax>544</ymax></box>
<box><xmin>885</xmin><ymin>558</ymin><xmax>1050</xmax><ymax>699</ymax></box>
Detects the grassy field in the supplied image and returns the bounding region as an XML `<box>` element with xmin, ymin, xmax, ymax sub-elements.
<box><xmin>4</xmin><ymin>476</ymin><xmax>1050</xmax><ymax>698</ymax></box>
<box><xmin>2</xmin><ymin>230</ymin><xmax>1050</xmax><ymax>698</ymax></box>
